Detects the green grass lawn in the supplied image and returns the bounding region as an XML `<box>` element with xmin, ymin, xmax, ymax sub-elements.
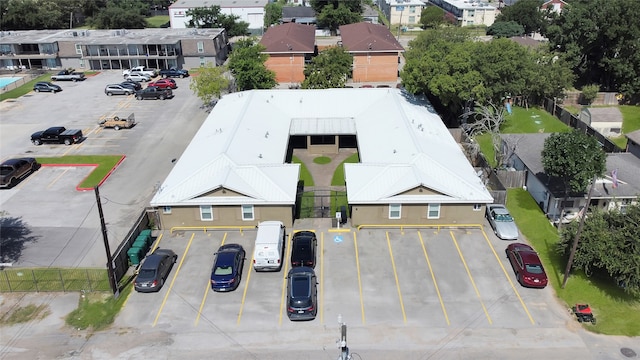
<box><xmin>146</xmin><ymin>15</ymin><xmax>170</xmax><ymax>28</ymax></box>
<box><xmin>610</xmin><ymin>105</ymin><xmax>640</xmax><ymax>149</ymax></box>
<box><xmin>292</xmin><ymin>155</ymin><xmax>314</xmax><ymax>186</ymax></box>
<box><xmin>507</xmin><ymin>188</ymin><xmax>640</xmax><ymax>336</ymax></box>
<box><xmin>0</xmin><ymin>73</ymin><xmax>52</xmax><ymax>101</ymax></box>
<box><xmin>37</xmin><ymin>155</ymin><xmax>124</xmax><ymax>189</ymax></box>
<box><xmin>66</xmin><ymin>283</ymin><xmax>131</xmax><ymax>331</ymax></box>
<box><xmin>331</xmin><ymin>153</ymin><xmax>359</xmax><ymax>186</ymax></box>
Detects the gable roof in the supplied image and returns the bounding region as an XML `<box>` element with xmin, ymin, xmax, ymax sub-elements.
<box><xmin>581</xmin><ymin>107</ymin><xmax>623</xmax><ymax>124</ymax></box>
<box><xmin>626</xmin><ymin>129</ymin><xmax>640</xmax><ymax>144</ymax></box>
<box><xmin>151</xmin><ymin>89</ymin><xmax>492</xmax><ymax>207</ymax></box>
<box><xmin>260</xmin><ymin>23</ymin><xmax>315</xmax><ymax>53</ymax></box>
<box><xmin>339</xmin><ymin>22</ymin><xmax>404</xmax><ymax>53</ymax></box>
<box><xmin>281</xmin><ymin>6</ymin><xmax>317</xmax><ymax>21</ymax></box>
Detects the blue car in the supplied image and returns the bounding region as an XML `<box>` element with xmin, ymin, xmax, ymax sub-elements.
<box><xmin>210</xmin><ymin>244</ymin><xmax>245</xmax><ymax>292</ymax></box>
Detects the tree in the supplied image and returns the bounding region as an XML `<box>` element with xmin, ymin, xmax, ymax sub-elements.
<box><xmin>311</xmin><ymin>0</ymin><xmax>362</xmax><ymax>35</ymax></box>
<box><xmin>580</xmin><ymin>84</ymin><xmax>599</xmax><ymax>105</ymax></box>
<box><xmin>541</xmin><ymin>131</ymin><xmax>607</xmax><ymax>217</ymax></box>
<box><xmin>264</xmin><ymin>1</ymin><xmax>284</xmax><ymax>28</ymax></box>
<box><xmin>462</xmin><ymin>103</ymin><xmax>510</xmax><ymax>169</ymax></box>
<box><xmin>189</xmin><ymin>63</ymin><xmax>230</xmax><ymax>106</ymax></box>
<box><xmin>1</xmin><ymin>0</ymin><xmax>67</xmax><ymax>30</ymax></box>
<box><xmin>420</xmin><ymin>6</ymin><xmax>445</xmax><ymax>29</ymax></box>
<box><xmin>227</xmin><ymin>38</ymin><xmax>276</xmax><ymax>91</ymax></box>
<box><xmin>186</xmin><ymin>5</ymin><xmax>249</xmax><ymax>37</ymax></box>
<box><xmin>495</xmin><ymin>0</ymin><xmax>544</xmax><ymax>34</ymax></box>
<box><xmin>544</xmin><ymin>0</ymin><xmax>640</xmax><ymax>98</ymax></box>
<box><xmin>486</xmin><ymin>21</ymin><xmax>525</xmax><ymax>38</ymax></box>
<box><xmin>88</xmin><ymin>0</ymin><xmax>148</xmax><ymax>29</ymax></box>
<box><xmin>558</xmin><ymin>203</ymin><xmax>640</xmax><ymax>296</ymax></box>
<box><xmin>302</xmin><ymin>46</ymin><xmax>353</xmax><ymax>89</ymax></box>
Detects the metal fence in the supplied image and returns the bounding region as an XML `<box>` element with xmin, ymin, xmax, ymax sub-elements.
<box><xmin>0</xmin><ymin>71</ymin><xmax>43</xmax><ymax>93</ymax></box>
<box><xmin>297</xmin><ymin>187</ymin><xmax>347</xmax><ymax>218</ymax></box>
<box><xmin>0</xmin><ymin>268</ymin><xmax>109</xmax><ymax>293</ymax></box>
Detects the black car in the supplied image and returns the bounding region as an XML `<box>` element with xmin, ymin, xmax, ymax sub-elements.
<box><xmin>134</xmin><ymin>248</ymin><xmax>177</xmax><ymax>293</ymax></box>
<box><xmin>135</xmin><ymin>86</ymin><xmax>173</xmax><ymax>100</ymax></box>
<box><xmin>0</xmin><ymin>157</ymin><xmax>39</xmax><ymax>188</ymax></box>
<box><xmin>286</xmin><ymin>267</ymin><xmax>317</xmax><ymax>321</ymax></box>
<box><xmin>159</xmin><ymin>68</ymin><xmax>189</xmax><ymax>78</ymax></box>
<box><xmin>119</xmin><ymin>81</ymin><xmax>142</xmax><ymax>91</ymax></box>
<box><xmin>291</xmin><ymin>231</ymin><xmax>317</xmax><ymax>268</ymax></box>
<box><xmin>210</xmin><ymin>244</ymin><xmax>245</xmax><ymax>292</ymax></box>
<box><xmin>33</xmin><ymin>81</ymin><xmax>61</xmax><ymax>93</ymax></box>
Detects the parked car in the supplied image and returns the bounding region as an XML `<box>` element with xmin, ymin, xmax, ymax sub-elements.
<box><xmin>124</xmin><ymin>73</ymin><xmax>151</xmax><ymax>82</ymax></box>
<box><xmin>33</xmin><ymin>82</ymin><xmax>62</xmax><ymax>93</ymax></box>
<box><xmin>119</xmin><ymin>81</ymin><xmax>142</xmax><ymax>91</ymax></box>
<box><xmin>291</xmin><ymin>231</ymin><xmax>317</xmax><ymax>268</ymax></box>
<box><xmin>134</xmin><ymin>248</ymin><xmax>177</xmax><ymax>293</ymax></box>
<box><xmin>159</xmin><ymin>68</ymin><xmax>189</xmax><ymax>78</ymax></box>
<box><xmin>210</xmin><ymin>244</ymin><xmax>245</xmax><ymax>292</ymax></box>
<box><xmin>135</xmin><ymin>86</ymin><xmax>173</xmax><ymax>100</ymax></box>
<box><xmin>0</xmin><ymin>157</ymin><xmax>39</xmax><ymax>189</ymax></box>
<box><xmin>31</xmin><ymin>126</ymin><xmax>83</xmax><ymax>145</ymax></box>
<box><xmin>505</xmin><ymin>243</ymin><xmax>548</xmax><ymax>288</ymax></box>
<box><xmin>104</xmin><ymin>84</ymin><xmax>134</xmax><ymax>96</ymax></box>
<box><xmin>123</xmin><ymin>66</ymin><xmax>158</xmax><ymax>77</ymax></box>
<box><xmin>148</xmin><ymin>78</ymin><xmax>177</xmax><ymax>89</ymax></box>
<box><xmin>486</xmin><ymin>204</ymin><xmax>519</xmax><ymax>240</ymax></box>
<box><xmin>51</xmin><ymin>69</ymin><xmax>85</xmax><ymax>82</ymax></box>
<box><xmin>286</xmin><ymin>267</ymin><xmax>318</xmax><ymax>321</ymax></box>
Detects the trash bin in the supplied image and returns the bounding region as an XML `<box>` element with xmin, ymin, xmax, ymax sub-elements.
<box><xmin>127</xmin><ymin>247</ymin><xmax>142</xmax><ymax>265</ymax></box>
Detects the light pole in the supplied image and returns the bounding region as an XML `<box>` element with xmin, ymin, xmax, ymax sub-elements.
<box><xmin>396</xmin><ymin>5</ymin><xmax>405</xmax><ymax>40</ymax></box>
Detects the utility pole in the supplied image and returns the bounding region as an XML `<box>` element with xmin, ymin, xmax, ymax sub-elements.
<box><xmin>396</xmin><ymin>5</ymin><xmax>405</xmax><ymax>41</ymax></box>
<box><xmin>561</xmin><ymin>175</ymin><xmax>596</xmax><ymax>288</ymax></box>
<box><xmin>95</xmin><ymin>186</ymin><xmax>118</xmax><ymax>296</ymax></box>
<box><xmin>337</xmin><ymin>314</ymin><xmax>350</xmax><ymax>360</ymax></box>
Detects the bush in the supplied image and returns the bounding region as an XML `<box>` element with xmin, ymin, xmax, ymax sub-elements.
<box><xmin>581</xmin><ymin>84</ymin><xmax>599</xmax><ymax>105</ymax></box>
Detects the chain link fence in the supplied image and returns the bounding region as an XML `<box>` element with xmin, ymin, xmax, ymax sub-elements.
<box><xmin>0</xmin><ymin>268</ymin><xmax>110</xmax><ymax>293</ymax></box>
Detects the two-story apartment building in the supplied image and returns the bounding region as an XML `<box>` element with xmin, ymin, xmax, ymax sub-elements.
<box><xmin>169</xmin><ymin>0</ymin><xmax>268</xmax><ymax>35</ymax></box>
<box><xmin>379</xmin><ymin>0</ymin><xmax>428</xmax><ymax>27</ymax></box>
<box><xmin>0</xmin><ymin>28</ymin><xmax>229</xmax><ymax>71</ymax></box>
<box><xmin>429</xmin><ymin>0</ymin><xmax>496</xmax><ymax>26</ymax></box>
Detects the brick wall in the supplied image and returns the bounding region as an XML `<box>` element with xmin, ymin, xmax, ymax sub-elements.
<box><xmin>352</xmin><ymin>52</ymin><xmax>399</xmax><ymax>82</ymax></box>
<box><xmin>265</xmin><ymin>54</ymin><xmax>306</xmax><ymax>83</ymax></box>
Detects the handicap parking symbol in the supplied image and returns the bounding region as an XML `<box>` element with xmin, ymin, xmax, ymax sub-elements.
<box><xmin>334</xmin><ymin>235</ymin><xmax>343</xmax><ymax>243</ymax></box>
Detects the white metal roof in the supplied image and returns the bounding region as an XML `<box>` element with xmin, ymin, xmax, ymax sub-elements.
<box><xmin>150</xmin><ymin>88</ymin><xmax>492</xmax><ymax>207</ymax></box>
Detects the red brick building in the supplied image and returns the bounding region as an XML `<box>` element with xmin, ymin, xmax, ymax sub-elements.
<box><xmin>260</xmin><ymin>23</ymin><xmax>316</xmax><ymax>84</ymax></box>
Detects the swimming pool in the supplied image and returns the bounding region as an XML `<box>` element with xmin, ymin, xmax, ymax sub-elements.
<box><xmin>0</xmin><ymin>77</ymin><xmax>22</xmax><ymax>88</ymax></box>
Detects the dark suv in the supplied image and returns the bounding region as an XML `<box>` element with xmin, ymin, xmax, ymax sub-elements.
<box><xmin>33</xmin><ymin>81</ymin><xmax>62</xmax><ymax>93</ymax></box>
<box><xmin>135</xmin><ymin>86</ymin><xmax>173</xmax><ymax>100</ymax></box>
<box><xmin>291</xmin><ymin>231</ymin><xmax>317</xmax><ymax>268</ymax></box>
<box><xmin>286</xmin><ymin>267</ymin><xmax>317</xmax><ymax>321</ymax></box>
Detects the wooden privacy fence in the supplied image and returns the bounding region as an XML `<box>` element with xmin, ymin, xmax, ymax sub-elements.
<box><xmin>0</xmin><ymin>268</ymin><xmax>109</xmax><ymax>293</ymax></box>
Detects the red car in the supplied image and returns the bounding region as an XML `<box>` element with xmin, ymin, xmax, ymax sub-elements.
<box><xmin>147</xmin><ymin>78</ymin><xmax>177</xmax><ymax>89</ymax></box>
<box><xmin>505</xmin><ymin>243</ymin><xmax>548</xmax><ymax>288</ymax></box>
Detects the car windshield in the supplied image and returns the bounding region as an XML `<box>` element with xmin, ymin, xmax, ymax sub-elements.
<box><xmin>214</xmin><ymin>266</ymin><xmax>233</xmax><ymax>276</ymax></box>
<box><xmin>138</xmin><ymin>269</ymin><xmax>156</xmax><ymax>278</ymax></box>
<box><xmin>525</xmin><ymin>264</ymin><xmax>544</xmax><ymax>274</ymax></box>
<box><xmin>495</xmin><ymin>213</ymin><xmax>513</xmax><ymax>222</ymax></box>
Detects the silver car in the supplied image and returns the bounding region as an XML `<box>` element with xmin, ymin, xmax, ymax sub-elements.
<box><xmin>124</xmin><ymin>73</ymin><xmax>151</xmax><ymax>82</ymax></box>
<box><xmin>486</xmin><ymin>204</ymin><xmax>519</xmax><ymax>240</ymax></box>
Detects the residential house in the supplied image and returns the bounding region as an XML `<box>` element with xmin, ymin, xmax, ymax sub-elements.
<box><xmin>281</xmin><ymin>6</ymin><xmax>317</xmax><ymax>25</ymax></box>
<box><xmin>379</xmin><ymin>0</ymin><xmax>427</xmax><ymax>27</ymax></box>
<box><xmin>541</xmin><ymin>0</ymin><xmax>568</xmax><ymax>13</ymax></box>
<box><xmin>169</xmin><ymin>0</ymin><xmax>268</xmax><ymax>35</ymax></box>
<box><xmin>625</xmin><ymin>129</ymin><xmax>640</xmax><ymax>159</ymax></box>
<box><xmin>149</xmin><ymin>88</ymin><xmax>493</xmax><ymax>229</ymax></box>
<box><xmin>260</xmin><ymin>23</ymin><xmax>316</xmax><ymax>84</ymax></box>
<box><xmin>0</xmin><ymin>28</ymin><xmax>229</xmax><ymax>71</ymax></box>
<box><xmin>429</xmin><ymin>0</ymin><xmax>496</xmax><ymax>27</ymax></box>
<box><xmin>339</xmin><ymin>22</ymin><xmax>404</xmax><ymax>83</ymax></box>
<box><xmin>502</xmin><ymin>133</ymin><xmax>640</xmax><ymax>221</ymax></box>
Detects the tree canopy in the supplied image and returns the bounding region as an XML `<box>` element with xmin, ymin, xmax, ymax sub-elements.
<box><xmin>302</xmin><ymin>46</ymin><xmax>353</xmax><ymax>89</ymax></box>
<box><xmin>558</xmin><ymin>202</ymin><xmax>640</xmax><ymax>296</ymax></box>
<box><xmin>227</xmin><ymin>38</ymin><xmax>276</xmax><ymax>91</ymax></box>
<box><xmin>420</xmin><ymin>6</ymin><xmax>445</xmax><ymax>29</ymax></box>
<box><xmin>487</xmin><ymin>21</ymin><xmax>525</xmax><ymax>38</ymax></box>
<box><xmin>544</xmin><ymin>0</ymin><xmax>640</xmax><ymax>98</ymax></box>
<box><xmin>186</xmin><ymin>5</ymin><xmax>249</xmax><ymax>37</ymax></box>
<box><xmin>89</xmin><ymin>0</ymin><xmax>148</xmax><ymax>29</ymax></box>
<box><xmin>541</xmin><ymin>130</ymin><xmax>607</xmax><ymax>196</ymax></box>
<box><xmin>264</xmin><ymin>1</ymin><xmax>284</xmax><ymax>28</ymax></box>
<box><xmin>495</xmin><ymin>0</ymin><xmax>545</xmax><ymax>34</ymax></box>
<box><xmin>311</xmin><ymin>0</ymin><xmax>362</xmax><ymax>35</ymax></box>
<box><xmin>189</xmin><ymin>63</ymin><xmax>230</xmax><ymax>106</ymax></box>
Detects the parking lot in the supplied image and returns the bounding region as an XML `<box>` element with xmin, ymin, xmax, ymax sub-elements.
<box><xmin>120</xmin><ymin>226</ymin><xmax>564</xmax><ymax>332</ymax></box>
<box><xmin>0</xmin><ymin>71</ymin><xmax>208</xmax><ymax>267</ymax></box>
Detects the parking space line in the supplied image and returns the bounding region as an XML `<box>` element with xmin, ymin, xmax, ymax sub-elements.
<box><xmin>386</xmin><ymin>232</ymin><xmax>407</xmax><ymax>323</ymax></box>
<box><xmin>417</xmin><ymin>231</ymin><xmax>450</xmax><ymax>326</ymax></box>
<box><xmin>450</xmin><ymin>231</ymin><xmax>492</xmax><ymax>325</ymax></box>
<box><xmin>320</xmin><ymin>231</ymin><xmax>324</xmax><ymax>324</ymax></box>
<box><xmin>153</xmin><ymin>232</ymin><xmax>195</xmax><ymax>327</ymax></box>
<box><xmin>481</xmin><ymin>230</ymin><xmax>535</xmax><ymax>324</ymax></box>
<box><xmin>47</xmin><ymin>168</ymin><xmax>69</xmax><ymax>188</ymax></box>
<box><xmin>195</xmin><ymin>232</ymin><xmax>226</xmax><ymax>327</ymax></box>
<box><xmin>353</xmin><ymin>232</ymin><xmax>366</xmax><ymax>325</ymax></box>
<box><xmin>236</xmin><ymin>236</ymin><xmax>254</xmax><ymax>325</ymax></box>
<box><xmin>278</xmin><ymin>231</ymin><xmax>293</xmax><ymax>326</ymax></box>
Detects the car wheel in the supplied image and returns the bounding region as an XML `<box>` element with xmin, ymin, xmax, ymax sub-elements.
<box><xmin>32</xmin><ymin>139</ymin><xmax>42</xmax><ymax>146</ymax></box>
<box><xmin>72</xmin><ymin>78</ymin><xmax>78</xmax><ymax>82</ymax></box>
<box><xmin>9</xmin><ymin>177</ymin><xmax>17</xmax><ymax>187</ymax></box>
<box><xmin>159</xmin><ymin>95</ymin><xmax>165</xmax><ymax>100</ymax></box>
<box><xmin>159</xmin><ymin>278</ymin><xmax>164</xmax><ymax>289</ymax></box>
<box><xmin>136</xmin><ymin>96</ymin><xmax>142</xmax><ymax>100</ymax></box>
<box><xmin>35</xmin><ymin>88</ymin><xmax>40</xmax><ymax>92</ymax></box>
<box><xmin>114</xmin><ymin>125</ymin><xmax>120</xmax><ymax>131</ymax></box>
<box><xmin>162</xmin><ymin>74</ymin><xmax>168</xmax><ymax>79</ymax></box>
<box><xmin>107</xmin><ymin>92</ymin><xmax>113</xmax><ymax>96</ymax></box>
<box><xmin>179</xmin><ymin>74</ymin><xmax>184</xmax><ymax>78</ymax></box>
<box><xmin>64</xmin><ymin>138</ymin><xmax>72</xmax><ymax>145</ymax></box>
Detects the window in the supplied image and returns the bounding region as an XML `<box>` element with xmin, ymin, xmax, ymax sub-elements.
<box><xmin>75</xmin><ymin>44</ymin><xmax>82</xmax><ymax>55</ymax></box>
<box><xmin>389</xmin><ymin>204</ymin><xmax>401</xmax><ymax>219</ymax></box>
<box><xmin>242</xmin><ymin>205</ymin><xmax>254</xmax><ymax>220</ymax></box>
<box><xmin>409</xmin><ymin>6</ymin><xmax>416</xmax><ymax>13</ymax></box>
<box><xmin>200</xmin><ymin>205</ymin><xmax>213</xmax><ymax>221</ymax></box>
<box><xmin>310</xmin><ymin>135</ymin><xmax>335</xmax><ymax>145</ymax></box>
<box><xmin>199</xmin><ymin>56</ymin><xmax>205</xmax><ymax>66</ymax></box>
<box><xmin>197</xmin><ymin>41</ymin><xmax>204</xmax><ymax>53</ymax></box>
<box><xmin>467</xmin><ymin>10</ymin><xmax>475</xmax><ymax>17</ymax></box>
<box><xmin>427</xmin><ymin>203</ymin><xmax>440</xmax><ymax>219</ymax></box>
<box><xmin>408</xmin><ymin>16</ymin><xmax>416</xmax><ymax>24</ymax></box>
<box><xmin>163</xmin><ymin>206</ymin><xmax>172</xmax><ymax>214</ymax></box>
<box><xmin>473</xmin><ymin>204</ymin><xmax>482</xmax><ymax>211</ymax></box>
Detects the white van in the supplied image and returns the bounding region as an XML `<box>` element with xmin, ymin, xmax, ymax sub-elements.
<box><xmin>253</xmin><ymin>221</ymin><xmax>286</xmax><ymax>272</ymax></box>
